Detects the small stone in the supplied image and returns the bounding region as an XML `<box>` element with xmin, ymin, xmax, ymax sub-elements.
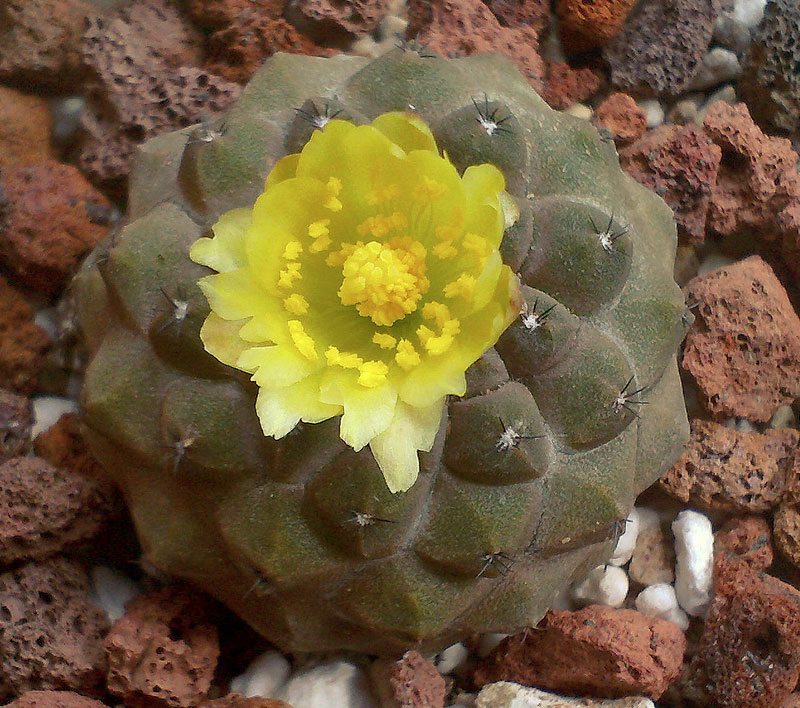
<box><xmin>0</xmin><ymin>86</ymin><xmax>53</xmax><ymax>169</ymax></box>
<box><xmin>473</xmin><ymin>606</ymin><xmax>686</xmax><ymax>700</ymax></box>
<box><xmin>0</xmin><ymin>389</ymin><xmax>32</xmax><ymax>463</ymax></box>
<box><xmin>371</xmin><ymin>650</ymin><xmax>447</xmax><ymax>708</ymax></box>
<box><xmin>183</xmin><ymin>0</ymin><xmax>286</xmax><ymax>29</ymax></box>
<box><xmin>0</xmin><ymin>557</ymin><xmax>110</xmax><ymax>702</ymax></box>
<box><xmin>564</xmin><ymin>103</ymin><xmax>593</xmax><ymax>120</ymax></box>
<box><xmin>541</xmin><ymin>60</ymin><xmax>603</xmax><ymax>111</ymax></box>
<box><xmin>0</xmin><ymin>160</ymin><xmax>112</xmax><ymax>295</ymax></box>
<box><xmin>31</xmin><ymin>398</ymin><xmax>80</xmax><ymax>440</ymax></box>
<box><xmin>774</xmin><ymin>455</ymin><xmax>800</xmax><ymax>570</ymax></box>
<box><xmin>3</xmin><ymin>691</ymin><xmax>109</xmax><ymax>708</ymax></box>
<box><xmin>593</xmin><ymin>93</ymin><xmax>647</xmax><ymax>145</ymax></box>
<box><xmin>105</xmin><ymin>586</ymin><xmax>220</xmax><ymax>708</ymax></box>
<box><xmin>712</xmin><ymin>11</ymin><xmax>751</xmax><ymax>54</ymax></box>
<box><xmin>571</xmin><ymin>565</ymin><xmax>629</xmax><ymax>608</ymax></box>
<box><xmin>229</xmin><ymin>650</ymin><xmax>292</xmax><ymax>698</ymax></box>
<box><xmin>665</xmin><ymin>98</ymin><xmax>700</xmax><ymax>126</ymax></box>
<box><xmin>682</xmin><ymin>257</ymin><xmax>800</xmax><ymax>422</ymax></box>
<box><xmin>733</xmin><ymin>0</ymin><xmax>766</xmax><ymax>28</ymax></box>
<box><xmin>672</xmin><ymin>510</ymin><xmax>714</xmax><ymax>617</ymax></box>
<box><xmin>769</xmin><ymin>405</ymin><xmax>798</xmax><ymax>429</ymax></box>
<box><xmin>639</xmin><ymin>100</ymin><xmax>665</xmax><ymax>128</ymax></box>
<box><xmin>89</xmin><ymin>566</ymin><xmax>140</xmax><ymax>622</ymax></box>
<box><xmin>556</xmin><ymin>0</ymin><xmax>638</xmax><ymax>52</ymax></box>
<box><xmin>609</xmin><ymin>508</ymin><xmax>640</xmax><ymax>565</ymax></box>
<box><xmin>275</xmin><ymin>660</ymin><xmax>374</xmax><ymax>708</ymax></box>
<box><xmin>475</xmin><ymin>682</ymin><xmax>656</xmax><ymax>707</ymax></box>
<box><xmin>687</xmin><ymin>48</ymin><xmax>741</xmax><ymax>90</ymax></box>
<box><xmin>714</xmin><ymin>515</ymin><xmax>773</xmax><ymax>570</ymax></box>
<box><xmin>634</xmin><ymin>584</ymin><xmax>689</xmax><ymax>631</ymax></box>
<box><xmin>435</xmin><ymin>643</ymin><xmax>469</xmax><ymax>676</ymax></box>
<box><xmin>628</xmin><ymin>508</ymin><xmax>675</xmax><ymax>586</ymax></box>
<box><xmin>482</xmin><ymin>0</ymin><xmax>551</xmax><ymax>32</ymax></box>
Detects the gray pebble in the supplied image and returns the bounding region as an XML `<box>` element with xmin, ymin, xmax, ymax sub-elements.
<box><xmin>688</xmin><ymin>47</ymin><xmax>741</xmax><ymax>91</ymax></box>
<box><xmin>713</xmin><ymin>11</ymin><xmax>752</xmax><ymax>54</ymax></box>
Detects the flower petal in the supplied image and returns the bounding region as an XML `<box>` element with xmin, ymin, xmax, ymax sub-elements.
<box><xmin>372</xmin><ymin>112</ymin><xmax>438</xmax><ymax>154</ymax></box>
<box><xmin>265</xmin><ymin>153</ymin><xmax>300</xmax><ymax>189</ymax></box>
<box><xmin>199</xmin><ymin>313</ymin><xmax>250</xmax><ymax>368</ymax></box>
<box><xmin>238</xmin><ymin>343</ymin><xmax>318</xmax><ymax>388</ymax></box>
<box><xmin>255</xmin><ymin>374</ymin><xmax>343</xmax><ymax>438</ymax></box>
<box><xmin>189</xmin><ymin>207</ymin><xmax>251</xmax><ymax>273</ymax></box>
<box><xmin>197</xmin><ymin>269</ymin><xmax>266</xmax><ymax>321</ymax></box>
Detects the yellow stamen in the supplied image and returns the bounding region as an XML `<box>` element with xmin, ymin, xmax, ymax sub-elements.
<box><xmin>283</xmin><ymin>293</ymin><xmax>309</xmax><ymax>315</ymax></box>
<box><xmin>413</xmin><ymin>176</ymin><xmax>447</xmax><ymax>202</ymax></box>
<box><xmin>462</xmin><ymin>232</ymin><xmax>490</xmax><ymax>257</ymax></box>
<box><xmin>308</xmin><ymin>219</ymin><xmax>330</xmax><ymax>239</ymax></box>
<box><xmin>358</xmin><ymin>360</ymin><xmax>388</xmax><ymax>388</ymax></box>
<box><xmin>444</xmin><ymin>274</ymin><xmax>476</xmax><ymax>301</ymax></box>
<box><xmin>433</xmin><ymin>241</ymin><xmax>458</xmax><ymax>259</ymax></box>
<box><xmin>325</xmin><ymin>346</ymin><xmax>362</xmax><ymax>368</ymax></box>
<box><xmin>283</xmin><ymin>240</ymin><xmax>303</xmax><ymax>260</ymax></box>
<box><xmin>288</xmin><ymin>320</ymin><xmax>317</xmax><ymax>360</ymax></box>
<box><xmin>324</xmin><ymin>176</ymin><xmax>343</xmax><ymax>211</ymax></box>
<box><xmin>395</xmin><ymin>339</ymin><xmax>421</xmax><ymax>370</ymax></box>
<box><xmin>278</xmin><ymin>261</ymin><xmax>302</xmax><ymax>289</ymax></box>
<box><xmin>372</xmin><ymin>332</ymin><xmax>397</xmax><ymax>349</ymax></box>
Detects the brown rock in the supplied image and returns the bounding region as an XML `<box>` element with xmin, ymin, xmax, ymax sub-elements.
<box><xmin>592</xmin><ymin>92</ymin><xmax>647</xmax><ymax>146</ymax></box>
<box><xmin>775</xmin><ymin>455</ymin><xmax>800</xmax><ymax>569</ymax></box>
<box><xmin>714</xmin><ymin>516</ymin><xmax>774</xmax><ymax>571</ymax></box>
<box><xmin>198</xmin><ymin>695</ymin><xmax>292</xmax><ymax>708</ymax></box>
<box><xmin>660</xmin><ymin>419</ymin><xmax>798</xmax><ymax>512</ymax></box>
<box><xmin>685</xmin><ymin>555</ymin><xmax>800</xmax><ymax>708</ymax></box>
<box><xmin>0</xmin><ymin>275</ymin><xmax>51</xmax><ymax>395</ymax></box>
<box><xmin>620</xmin><ymin>123</ymin><xmax>721</xmax><ymax>244</ymax></box>
<box><xmin>0</xmin><ymin>160</ymin><xmax>112</xmax><ymax>296</ymax></box>
<box><xmin>407</xmin><ymin>0</ymin><xmax>545</xmax><ymax>91</ymax></box>
<box><xmin>0</xmin><ymin>389</ymin><xmax>32</xmax><ymax>463</ymax></box>
<box><xmin>0</xmin><ymin>558</ymin><xmax>109</xmax><ymax>702</ymax></box>
<box><xmin>295</xmin><ymin>0</ymin><xmax>389</xmax><ymax>36</ymax></box>
<box><xmin>0</xmin><ymin>0</ymin><xmax>91</xmax><ymax>89</ymax></box>
<box><xmin>482</xmin><ymin>0</ymin><xmax>551</xmax><ymax>32</ymax></box>
<box><xmin>780</xmin><ymin>694</ymin><xmax>800</xmax><ymax>708</ymax></box>
<box><xmin>184</xmin><ymin>0</ymin><xmax>286</xmax><ymax>29</ymax></box>
<box><xmin>0</xmin><ymin>87</ymin><xmax>53</xmax><ymax>169</ymax></box>
<box><xmin>105</xmin><ymin>586</ymin><xmax>220</xmax><ymax>708</ymax></box>
<box><xmin>0</xmin><ymin>457</ymin><xmax>117</xmax><ymax>565</ymax></box>
<box><xmin>540</xmin><ymin>60</ymin><xmax>603</xmax><ymax>111</ymax></box>
<box><xmin>205</xmin><ymin>16</ymin><xmax>336</xmax><ymax>85</ymax></box>
<box><xmin>629</xmin><ymin>513</ymin><xmax>675</xmax><ymax>586</ymax></box>
<box><xmin>372</xmin><ymin>650</ymin><xmax>446</xmax><ymax>708</ymax></box>
<box><xmin>473</xmin><ymin>605</ymin><xmax>686</xmax><ymax>700</ymax></box>
<box><xmin>556</xmin><ymin>0</ymin><xmax>637</xmax><ymax>52</ymax></box>
<box><xmin>33</xmin><ymin>413</ymin><xmax>105</xmax><ymax>480</ymax></box>
<box><xmin>682</xmin><ymin>256</ymin><xmax>800</xmax><ymax>422</ymax></box>
<box><xmin>3</xmin><ymin>690</ymin><xmax>109</xmax><ymax>708</ymax></box>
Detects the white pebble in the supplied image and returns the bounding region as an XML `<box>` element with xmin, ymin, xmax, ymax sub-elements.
<box><xmin>275</xmin><ymin>660</ymin><xmax>374</xmax><ymax>708</ymax></box>
<box><xmin>635</xmin><ymin>583</ymin><xmax>690</xmax><ymax>631</ymax></box>
<box><xmin>475</xmin><ymin>681</ymin><xmax>655</xmax><ymax>707</ymax></box>
<box><xmin>30</xmin><ymin>396</ymin><xmax>79</xmax><ymax>438</ymax></box>
<box><xmin>637</xmin><ymin>99</ymin><xmax>665</xmax><ymax>128</ymax></box>
<box><xmin>733</xmin><ymin>0</ymin><xmax>766</xmax><ymax>28</ymax></box>
<box><xmin>89</xmin><ymin>566</ymin><xmax>140</xmax><ymax>622</ymax></box>
<box><xmin>230</xmin><ymin>650</ymin><xmax>291</xmax><ymax>699</ymax></box>
<box><xmin>688</xmin><ymin>48</ymin><xmax>741</xmax><ymax>90</ymax></box>
<box><xmin>610</xmin><ymin>509</ymin><xmax>641</xmax><ymax>566</ymax></box>
<box><xmin>436</xmin><ymin>642</ymin><xmax>470</xmax><ymax>675</ymax></box>
<box><xmin>572</xmin><ymin>564</ymin><xmax>629</xmax><ymax>608</ymax></box>
<box><xmin>564</xmin><ymin>103</ymin><xmax>593</xmax><ymax>120</ymax></box>
<box><xmin>672</xmin><ymin>510</ymin><xmax>714</xmax><ymax>617</ymax></box>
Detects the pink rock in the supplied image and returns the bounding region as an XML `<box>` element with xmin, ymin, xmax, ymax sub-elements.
<box><xmin>0</xmin><ymin>86</ymin><xmax>53</xmax><ymax>170</ymax></box>
<box><xmin>3</xmin><ymin>690</ymin><xmax>109</xmax><ymax>708</ymax></box>
<box><xmin>295</xmin><ymin>0</ymin><xmax>390</xmax><ymax>36</ymax></box>
<box><xmin>482</xmin><ymin>0</ymin><xmax>551</xmax><ymax>32</ymax></box>
<box><xmin>33</xmin><ymin>414</ymin><xmax>107</xmax><ymax>481</ymax></box>
<box><xmin>714</xmin><ymin>516</ymin><xmax>774</xmax><ymax>571</ymax></box>
<box><xmin>593</xmin><ymin>92</ymin><xmax>647</xmax><ymax>145</ymax></box>
<box><xmin>198</xmin><ymin>695</ymin><xmax>292</xmax><ymax>708</ymax></box>
<box><xmin>473</xmin><ymin>605</ymin><xmax>686</xmax><ymax>700</ymax></box>
<box><xmin>682</xmin><ymin>256</ymin><xmax>800</xmax><ymax>422</ymax></box>
<box><xmin>372</xmin><ymin>650</ymin><xmax>447</xmax><ymax>708</ymax></box>
<box><xmin>104</xmin><ymin>586</ymin><xmax>220</xmax><ymax>708</ymax></box>
<box><xmin>620</xmin><ymin>123</ymin><xmax>721</xmax><ymax>244</ymax></box>
<box><xmin>184</xmin><ymin>0</ymin><xmax>286</xmax><ymax>29</ymax></box>
<box><xmin>0</xmin><ymin>558</ymin><xmax>109</xmax><ymax>702</ymax></box>
<box><xmin>0</xmin><ymin>390</ymin><xmax>32</xmax><ymax>464</ymax></box>
<box><xmin>540</xmin><ymin>60</ymin><xmax>603</xmax><ymax>111</ymax></box>
<box><xmin>556</xmin><ymin>0</ymin><xmax>637</xmax><ymax>52</ymax></box>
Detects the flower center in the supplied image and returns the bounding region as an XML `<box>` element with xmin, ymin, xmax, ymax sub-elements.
<box><xmin>337</xmin><ymin>237</ymin><xmax>429</xmax><ymax>326</ymax></box>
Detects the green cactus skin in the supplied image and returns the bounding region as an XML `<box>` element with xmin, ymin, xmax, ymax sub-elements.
<box><xmin>75</xmin><ymin>49</ymin><xmax>689</xmax><ymax>655</ymax></box>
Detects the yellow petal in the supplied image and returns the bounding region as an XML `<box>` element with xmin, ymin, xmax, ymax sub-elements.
<box><xmin>238</xmin><ymin>343</ymin><xmax>317</xmax><ymax>388</ymax></box>
<box><xmin>369</xmin><ymin>399</ymin><xmax>444</xmax><ymax>493</ymax></box>
<box><xmin>371</xmin><ymin>111</ymin><xmax>438</xmax><ymax>154</ymax></box>
<box><xmin>199</xmin><ymin>313</ymin><xmax>250</xmax><ymax>369</ymax></box>
<box><xmin>265</xmin><ymin>153</ymin><xmax>300</xmax><ymax>189</ymax></box>
<box><xmin>197</xmin><ymin>269</ymin><xmax>265</xmax><ymax>321</ymax></box>
<box><xmin>189</xmin><ymin>207</ymin><xmax>251</xmax><ymax>273</ymax></box>
<box><xmin>255</xmin><ymin>374</ymin><xmax>343</xmax><ymax>439</ymax></box>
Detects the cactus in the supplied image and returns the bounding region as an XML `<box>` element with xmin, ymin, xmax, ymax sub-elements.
<box><xmin>75</xmin><ymin>49</ymin><xmax>689</xmax><ymax>655</ymax></box>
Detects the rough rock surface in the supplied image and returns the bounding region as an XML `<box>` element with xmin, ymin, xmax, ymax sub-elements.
<box><xmin>406</xmin><ymin>0</ymin><xmax>545</xmax><ymax>91</ymax></box>
<box><xmin>682</xmin><ymin>256</ymin><xmax>800</xmax><ymax>422</ymax></box>
<box><xmin>198</xmin><ymin>696</ymin><xmax>292</xmax><ymax>708</ymax></box>
<box><xmin>473</xmin><ymin>605</ymin><xmax>686</xmax><ymax>700</ymax></box>
<box><xmin>541</xmin><ymin>60</ymin><xmax>603</xmax><ymax>111</ymax></box>
<box><xmin>0</xmin><ymin>0</ymin><xmax>91</xmax><ymax>89</ymax></box>
<box><xmin>0</xmin><ymin>390</ymin><xmax>32</xmax><ymax>464</ymax></box>
<box><xmin>660</xmin><ymin>419</ymin><xmax>799</xmax><ymax>512</ymax></box>
<box><xmin>183</xmin><ymin>0</ymin><xmax>287</xmax><ymax>28</ymax></box>
<box><xmin>0</xmin><ymin>558</ymin><xmax>109</xmax><ymax>701</ymax></box>
<box><xmin>775</xmin><ymin>454</ymin><xmax>800</xmax><ymax>570</ymax></box>
<box><xmin>0</xmin><ymin>457</ymin><xmax>116</xmax><ymax>565</ymax></box>
<box><xmin>593</xmin><ymin>93</ymin><xmax>647</xmax><ymax>146</ymax></box>
<box><xmin>0</xmin><ymin>161</ymin><xmax>113</xmax><ymax>296</ymax></box>
<box><xmin>294</xmin><ymin>0</ymin><xmax>389</xmax><ymax>35</ymax></box>
<box><xmin>556</xmin><ymin>0</ymin><xmax>637</xmax><ymax>52</ymax></box>
<box><xmin>714</xmin><ymin>515</ymin><xmax>774</xmax><ymax>571</ymax></box>
<box><xmin>603</xmin><ymin>0</ymin><xmax>719</xmax><ymax>96</ymax></box>
<box><xmin>684</xmin><ymin>556</ymin><xmax>800</xmax><ymax>708</ymax></box>
<box><xmin>104</xmin><ymin>586</ymin><xmax>220</xmax><ymax>708</ymax></box>
<box><xmin>629</xmin><ymin>518</ymin><xmax>675</xmax><ymax>586</ymax></box>
<box><xmin>0</xmin><ymin>276</ymin><xmax>51</xmax><ymax>396</ymax></box>
<box><xmin>482</xmin><ymin>0</ymin><xmax>550</xmax><ymax>33</ymax></box>
<box><xmin>78</xmin><ymin>0</ymin><xmax>240</xmax><ymax>192</ymax></box>
<box><xmin>372</xmin><ymin>650</ymin><xmax>447</xmax><ymax>708</ymax></box>
<box><xmin>739</xmin><ymin>0</ymin><xmax>800</xmax><ymax>137</ymax></box>
<box><xmin>3</xmin><ymin>691</ymin><xmax>109</xmax><ymax>708</ymax></box>
<box><xmin>33</xmin><ymin>413</ymin><xmax>106</xmax><ymax>480</ymax></box>
<box><xmin>0</xmin><ymin>86</ymin><xmax>53</xmax><ymax>169</ymax></box>
<box><xmin>620</xmin><ymin>124</ymin><xmax>721</xmax><ymax>244</ymax></box>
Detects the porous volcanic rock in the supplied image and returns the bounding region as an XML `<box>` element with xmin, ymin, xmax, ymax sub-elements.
<box><xmin>0</xmin><ymin>86</ymin><xmax>53</xmax><ymax>169</ymax></box>
<box><xmin>593</xmin><ymin>92</ymin><xmax>647</xmax><ymax>146</ymax></box>
<box><xmin>371</xmin><ymin>650</ymin><xmax>447</xmax><ymax>708</ymax></box>
<box><xmin>541</xmin><ymin>60</ymin><xmax>603</xmax><ymax>111</ymax></box>
<box><xmin>183</xmin><ymin>0</ymin><xmax>286</xmax><ymax>28</ymax></box>
<box><xmin>0</xmin><ymin>390</ymin><xmax>32</xmax><ymax>464</ymax></box>
<box><xmin>482</xmin><ymin>0</ymin><xmax>550</xmax><ymax>32</ymax></box>
<box><xmin>775</xmin><ymin>454</ymin><xmax>800</xmax><ymax>570</ymax></box>
<box><xmin>294</xmin><ymin>0</ymin><xmax>389</xmax><ymax>36</ymax></box>
<box><xmin>3</xmin><ymin>691</ymin><xmax>109</xmax><ymax>708</ymax></box>
<box><xmin>556</xmin><ymin>0</ymin><xmax>637</xmax><ymax>52</ymax></box>
<box><xmin>33</xmin><ymin>413</ymin><xmax>106</xmax><ymax>480</ymax></box>
<box><xmin>714</xmin><ymin>515</ymin><xmax>774</xmax><ymax>571</ymax></box>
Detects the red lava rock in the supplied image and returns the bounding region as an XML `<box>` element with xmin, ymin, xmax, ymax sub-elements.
<box><xmin>407</xmin><ymin>0</ymin><xmax>545</xmax><ymax>91</ymax></box>
<box><xmin>371</xmin><ymin>650</ymin><xmax>446</xmax><ymax>708</ymax></box>
<box><xmin>714</xmin><ymin>516</ymin><xmax>774</xmax><ymax>571</ymax></box>
<box><xmin>602</xmin><ymin>0</ymin><xmax>719</xmax><ymax>96</ymax></box>
<box><xmin>682</xmin><ymin>256</ymin><xmax>800</xmax><ymax>422</ymax></box>
<box><xmin>660</xmin><ymin>419</ymin><xmax>799</xmax><ymax>513</ymax></box>
<box><xmin>702</xmin><ymin>101</ymin><xmax>800</xmax><ymax>278</ymax></box>
<box><xmin>0</xmin><ymin>456</ymin><xmax>117</xmax><ymax>566</ymax></box>
<box><xmin>540</xmin><ymin>60</ymin><xmax>603</xmax><ymax>111</ymax></box>
<box><xmin>620</xmin><ymin>123</ymin><xmax>721</xmax><ymax>244</ymax></box>
<box><xmin>775</xmin><ymin>454</ymin><xmax>800</xmax><ymax>570</ymax></box>
<box><xmin>198</xmin><ymin>696</ymin><xmax>292</xmax><ymax>708</ymax></box>
<box><xmin>3</xmin><ymin>690</ymin><xmax>109</xmax><ymax>708</ymax></box>
<box><xmin>0</xmin><ymin>275</ymin><xmax>51</xmax><ymax>396</ymax></box>
<box><xmin>556</xmin><ymin>0</ymin><xmax>637</xmax><ymax>52</ymax></box>
<box><xmin>0</xmin><ymin>0</ymin><xmax>91</xmax><ymax>89</ymax></box>
<box><xmin>294</xmin><ymin>0</ymin><xmax>389</xmax><ymax>36</ymax></box>
<box><xmin>685</xmin><ymin>555</ymin><xmax>800</xmax><ymax>708</ymax></box>
<box><xmin>0</xmin><ymin>390</ymin><xmax>32</xmax><ymax>463</ymax></box>
<box><xmin>105</xmin><ymin>586</ymin><xmax>220</xmax><ymax>708</ymax></box>
<box><xmin>0</xmin><ymin>558</ymin><xmax>109</xmax><ymax>702</ymax></box>
<box><xmin>33</xmin><ymin>413</ymin><xmax>106</xmax><ymax>480</ymax></box>
<box><xmin>473</xmin><ymin>605</ymin><xmax>686</xmax><ymax>700</ymax></box>
<box><xmin>592</xmin><ymin>92</ymin><xmax>647</xmax><ymax>146</ymax></box>
<box><xmin>184</xmin><ymin>0</ymin><xmax>287</xmax><ymax>29</ymax></box>
<box><xmin>77</xmin><ymin>0</ymin><xmax>240</xmax><ymax>193</ymax></box>
<box><xmin>0</xmin><ymin>160</ymin><xmax>113</xmax><ymax>296</ymax></box>
<box><xmin>482</xmin><ymin>0</ymin><xmax>551</xmax><ymax>33</ymax></box>
<box><xmin>0</xmin><ymin>86</ymin><xmax>53</xmax><ymax>169</ymax></box>
<box><xmin>205</xmin><ymin>16</ymin><xmax>336</xmax><ymax>85</ymax></box>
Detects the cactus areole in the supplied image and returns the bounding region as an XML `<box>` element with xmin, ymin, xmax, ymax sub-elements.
<box><xmin>76</xmin><ymin>50</ymin><xmax>690</xmax><ymax>655</ymax></box>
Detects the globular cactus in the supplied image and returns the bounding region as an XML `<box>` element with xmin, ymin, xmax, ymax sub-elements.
<box><xmin>75</xmin><ymin>49</ymin><xmax>689</xmax><ymax>655</ymax></box>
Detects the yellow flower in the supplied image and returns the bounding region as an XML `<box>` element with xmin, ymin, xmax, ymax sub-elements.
<box><xmin>189</xmin><ymin>111</ymin><xmax>521</xmax><ymax>492</ymax></box>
